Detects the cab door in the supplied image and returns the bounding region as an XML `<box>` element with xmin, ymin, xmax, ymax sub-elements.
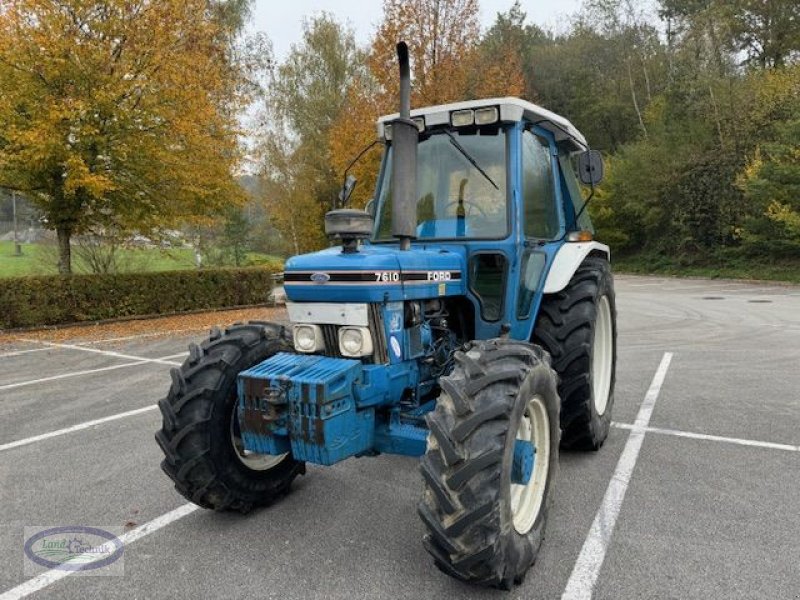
<box><xmin>516</xmin><ymin>129</ymin><xmax>560</xmax><ymax>330</ymax></box>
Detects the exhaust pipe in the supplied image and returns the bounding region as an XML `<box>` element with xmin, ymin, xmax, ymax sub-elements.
<box><xmin>391</xmin><ymin>41</ymin><xmax>418</xmax><ymax>251</ymax></box>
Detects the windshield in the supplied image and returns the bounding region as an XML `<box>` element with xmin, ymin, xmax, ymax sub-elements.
<box><xmin>373</xmin><ymin>128</ymin><xmax>508</xmax><ymax>241</ymax></box>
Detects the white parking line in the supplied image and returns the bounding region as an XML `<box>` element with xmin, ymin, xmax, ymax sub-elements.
<box><xmin>0</xmin><ymin>503</ymin><xmax>199</xmax><ymax>600</ymax></box>
<box><xmin>562</xmin><ymin>352</ymin><xmax>673</xmax><ymax>600</ymax></box>
<box><xmin>0</xmin><ymin>405</ymin><xmax>159</xmax><ymax>452</ymax></box>
<box><xmin>0</xmin><ymin>353</ymin><xmax>184</xmax><ymax>391</ymax></box>
<box><xmin>0</xmin><ymin>348</ymin><xmax>53</xmax><ymax>358</ymax></box>
<box><xmin>612</xmin><ymin>422</ymin><xmax>800</xmax><ymax>453</ymax></box>
<box><xmin>18</xmin><ymin>339</ymin><xmax>184</xmax><ymax>366</ymax></box>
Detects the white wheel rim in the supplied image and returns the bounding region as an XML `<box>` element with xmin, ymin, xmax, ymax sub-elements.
<box><xmin>510</xmin><ymin>395</ymin><xmax>550</xmax><ymax>535</ymax></box>
<box><xmin>230</xmin><ymin>409</ymin><xmax>286</xmax><ymax>471</ymax></box>
<box><xmin>592</xmin><ymin>295</ymin><xmax>613</xmax><ymax>416</ymax></box>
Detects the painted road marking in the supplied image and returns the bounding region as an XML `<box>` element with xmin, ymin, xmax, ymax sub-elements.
<box><xmin>562</xmin><ymin>352</ymin><xmax>673</xmax><ymax>600</ymax></box>
<box><xmin>7</xmin><ymin>386</ymin><xmax>797</xmax><ymax>458</ymax></box>
<box><xmin>0</xmin><ymin>347</ymin><xmax>53</xmax><ymax>358</ymax></box>
<box><xmin>18</xmin><ymin>340</ymin><xmax>184</xmax><ymax>366</ymax></box>
<box><xmin>0</xmin><ymin>352</ymin><xmax>184</xmax><ymax>391</ymax></box>
<box><xmin>0</xmin><ymin>405</ymin><xmax>158</xmax><ymax>452</ymax></box>
<box><xmin>612</xmin><ymin>422</ymin><xmax>800</xmax><ymax>453</ymax></box>
<box><xmin>0</xmin><ymin>503</ymin><xmax>199</xmax><ymax>600</ymax></box>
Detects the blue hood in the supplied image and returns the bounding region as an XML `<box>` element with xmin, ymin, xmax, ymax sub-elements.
<box><xmin>283</xmin><ymin>244</ymin><xmax>466</xmax><ymax>302</ymax></box>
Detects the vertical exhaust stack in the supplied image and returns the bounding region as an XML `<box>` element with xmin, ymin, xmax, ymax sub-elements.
<box><xmin>391</xmin><ymin>42</ymin><xmax>418</xmax><ymax>251</ymax></box>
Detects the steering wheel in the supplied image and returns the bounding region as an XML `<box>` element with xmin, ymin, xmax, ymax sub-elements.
<box><xmin>444</xmin><ymin>199</ymin><xmax>487</xmax><ymax>219</ymax></box>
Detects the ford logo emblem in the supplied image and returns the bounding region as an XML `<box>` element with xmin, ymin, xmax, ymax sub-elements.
<box><xmin>310</xmin><ymin>272</ymin><xmax>330</xmax><ymax>283</ymax></box>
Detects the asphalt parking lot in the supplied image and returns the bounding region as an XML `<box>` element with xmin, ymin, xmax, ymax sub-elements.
<box><xmin>1</xmin><ymin>274</ymin><xmax>799</xmax><ymax>600</ymax></box>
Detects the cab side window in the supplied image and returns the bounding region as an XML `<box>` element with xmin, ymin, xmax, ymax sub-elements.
<box><xmin>560</xmin><ymin>152</ymin><xmax>594</xmax><ymax>233</ymax></box>
<box><xmin>522</xmin><ymin>131</ymin><xmax>559</xmax><ymax>239</ymax></box>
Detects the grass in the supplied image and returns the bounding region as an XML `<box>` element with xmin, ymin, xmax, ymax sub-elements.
<box><xmin>0</xmin><ymin>241</ymin><xmax>283</xmax><ymax>278</ymax></box>
<box><xmin>613</xmin><ymin>250</ymin><xmax>800</xmax><ymax>284</ymax></box>
<box><xmin>3</xmin><ymin>240</ymin><xmax>795</xmax><ymax>284</ymax></box>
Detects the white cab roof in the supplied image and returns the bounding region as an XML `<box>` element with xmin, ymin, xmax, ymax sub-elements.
<box><xmin>377</xmin><ymin>97</ymin><xmax>588</xmax><ymax>151</ymax></box>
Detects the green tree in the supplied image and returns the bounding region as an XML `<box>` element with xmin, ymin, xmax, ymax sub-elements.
<box><xmin>729</xmin><ymin>0</ymin><xmax>800</xmax><ymax>68</ymax></box>
<box><xmin>519</xmin><ymin>1</ymin><xmax>667</xmax><ymax>153</ymax></box>
<box><xmin>478</xmin><ymin>1</ymin><xmax>548</xmax><ymax>100</ymax></box>
<box><xmin>260</xmin><ymin>13</ymin><xmax>363</xmax><ymax>251</ymax></box>
<box><xmin>201</xmin><ymin>206</ymin><xmax>254</xmax><ymax>267</ymax></box>
<box><xmin>738</xmin><ymin>67</ymin><xmax>800</xmax><ymax>255</ymax></box>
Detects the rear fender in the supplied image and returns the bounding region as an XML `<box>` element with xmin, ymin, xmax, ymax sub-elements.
<box><xmin>542</xmin><ymin>242</ymin><xmax>610</xmax><ymax>294</ymax></box>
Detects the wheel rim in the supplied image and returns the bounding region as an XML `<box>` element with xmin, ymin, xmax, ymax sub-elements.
<box><xmin>510</xmin><ymin>395</ymin><xmax>550</xmax><ymax>535</ymax></box>
<box><xmin>229</xmin><ymin>408</ymin><xmax>286</xmax><ymax>471</ymax></box>
<box><xmin>592</xmin><ymin>295</ymin><xmax>613</xmax><ymax>416</ymax></box>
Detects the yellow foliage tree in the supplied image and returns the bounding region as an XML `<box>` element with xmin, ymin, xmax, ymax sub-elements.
<box><xmin>0</xmin><ymin>0</ymin><xmax>250</xmax><ymax>273</ymax></box>
<box><xmin>259</xmin><ymin>13</ymin><xmax>363</xmax><ymax>254</ymax></box>
<box><xmin>329</xmin><ymin>0</ymin><xmax>526</xmax><ymax>209</ymax></box>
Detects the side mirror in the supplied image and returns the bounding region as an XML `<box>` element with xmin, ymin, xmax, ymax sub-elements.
<box><xmin>364</xmin><ymin>198</ymin><xmax>376</xmax><ymax>217</ymax></box>
<box><xmin>338</xmin><ymin>175</ymin><xmax>357</xmax><ymax>207</ymax></box>
<box><xmin>578</xmin><ymin>149</ymin><xmax>604</xmax><ymax>186</ymax></box>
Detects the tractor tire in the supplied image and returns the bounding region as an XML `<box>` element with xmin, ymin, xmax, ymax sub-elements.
<box><xmin>533</xmin><ymin>256</ymin><xmax>617</xmax><ymax>450</ymax></box>
<box><xmin>419</xmin><ymin>339</ymin><xmax>560</xmax><ymax>589</ymax></box>
<box><xmin>155</xmin><ymin>321</ymin><xmax>305</xmax><ymax>513</ymax></box>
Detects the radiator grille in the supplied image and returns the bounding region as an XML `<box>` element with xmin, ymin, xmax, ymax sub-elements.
<box><xmin>314</xmin><ymin>303</ymin><xmax>387</xmax><ymax>364</ymax></box>
<box><xmin>321</xmin><ymin>324</ymin><xmax>342</xmax><ymax>358</ymax></box>
<box><xmin>369</xmin><ymin>303</ymin><xmax>389</xmax><ymax>364</ymax></box>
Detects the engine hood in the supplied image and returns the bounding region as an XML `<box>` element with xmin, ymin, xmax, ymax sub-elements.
<box><xmin>283</xmin><ymin>244</ymin><xmax>466</xmax><ymax>302</ymax></box>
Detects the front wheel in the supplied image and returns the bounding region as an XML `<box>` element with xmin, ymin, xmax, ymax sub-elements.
<box><xmin>155</xmin><ymin>322</ymin><xmax>305</xmax><ymax>513</ymax></box>
<box><xmin>419</xmin><ymin>339</ymin><xmax>560</xmax><ymax>589</ymax></box>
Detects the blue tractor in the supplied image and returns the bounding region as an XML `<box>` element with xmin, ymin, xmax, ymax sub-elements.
<box><xmin>156</xmin><ymin>43</ymin><xmax>616</xmax><ymax>588</ymax></box>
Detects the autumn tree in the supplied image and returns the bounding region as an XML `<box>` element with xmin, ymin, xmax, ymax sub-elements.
<box><xmin>0</xmin><ymin>0</ymin><xmax>255</xmax><ymax>273</ymax></box>
<box><xmin>329</xmin><ymin>0</ymin><xmax>527</xmax><ymax>209</ymax></box>
<box><xmin>259</xmin><ymin>13</ymin><xmax>363</xmax><ymax>251</ymax></box>
<box><xmin>330</xmin><ymin>0</ymin><xmax>486</xmax><ymax>209</ymax></box>
<box><xmin>368</xmin><ymin>0</ymin><xmax>480</xmax><ymax>106</ymax></box>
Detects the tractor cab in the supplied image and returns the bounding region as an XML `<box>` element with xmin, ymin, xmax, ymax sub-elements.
<box><xmin>374</xmin><ymin>96</ymin><xmax>590</xmax><ymax>243</ymax></box>
<box><xmin>284</xmin><ymin>96</ymin><xmax>601</xmax><ymax>343</ymax></box>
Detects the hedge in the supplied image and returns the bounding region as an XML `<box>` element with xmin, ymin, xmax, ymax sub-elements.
<box><xmin>0</xmin><ymin>266</ymin><xmax>281</xmax><ymax>330</ymax></box>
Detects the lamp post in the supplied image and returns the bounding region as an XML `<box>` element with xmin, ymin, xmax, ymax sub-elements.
<box><xmin>12</xmin><ymin>190</ymin><xmax>22</xmax><ymax>256</ymax></box>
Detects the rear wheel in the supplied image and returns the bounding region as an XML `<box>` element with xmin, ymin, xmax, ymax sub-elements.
<box><xmin>155</xmin><ymin>322</ymin><xmax>304</xmax><ymax>512</ymax></box>
<box><xmin>418</xmin><ymin>339</ymin><xmax>560</xmax><ymax>589</ymax></box>
<box><xmin>533</xmin><ymin>256</ymin><xmax>617</xmax><ymax>450</ymax></box>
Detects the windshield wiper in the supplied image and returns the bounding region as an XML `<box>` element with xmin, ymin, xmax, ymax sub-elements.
<box><xmin>443</xmin><ymin>130</ymin><xmax>499</xmax><ymax>191</ymax></box>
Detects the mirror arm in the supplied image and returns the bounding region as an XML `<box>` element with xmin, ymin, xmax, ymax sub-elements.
<box><xmin>338</xmin><ymin>140</ymin><xmax>381</xmax><ymax>209</ymax></box>
<box><xmin>568</xmin><ymin>148</ymin><xmax>602</xmax><ymax>233</ymax></box>
<box><xmin>572</xmin><ymin>180</ymin><xmax>594</xmax><ymax>231</ymax></box>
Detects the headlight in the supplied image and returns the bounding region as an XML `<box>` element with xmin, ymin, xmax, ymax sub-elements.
<box><xmin>451</xmin><ymin>109</ymin><xmax>474</xmax><ymax>127</ymax></box>
<box><xmin>474</xmin><ymin>106</ymin><xmax>499</xmax><ymax>125</ymax></box>
<box><xmin>338</xmin><ymin>326</ymin><xmax>373</xmax><ymax>357</ymax></box>
<box><xmin>293</xmin><ymin>324</ymin><xmax>324</xmax><ymax>353</ymax></box>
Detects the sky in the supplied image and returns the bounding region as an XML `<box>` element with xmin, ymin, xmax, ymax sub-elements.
<box><xmin>250</xmin><ymin>0</ymin><xmax>585</xmax><ymax>61</ymax></box>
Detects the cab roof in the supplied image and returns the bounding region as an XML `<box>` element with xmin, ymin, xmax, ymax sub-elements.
<box><xmin>377</xmin><ymin>97</ymin><xmax>588</xmax><ymax>152</ymax></box>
